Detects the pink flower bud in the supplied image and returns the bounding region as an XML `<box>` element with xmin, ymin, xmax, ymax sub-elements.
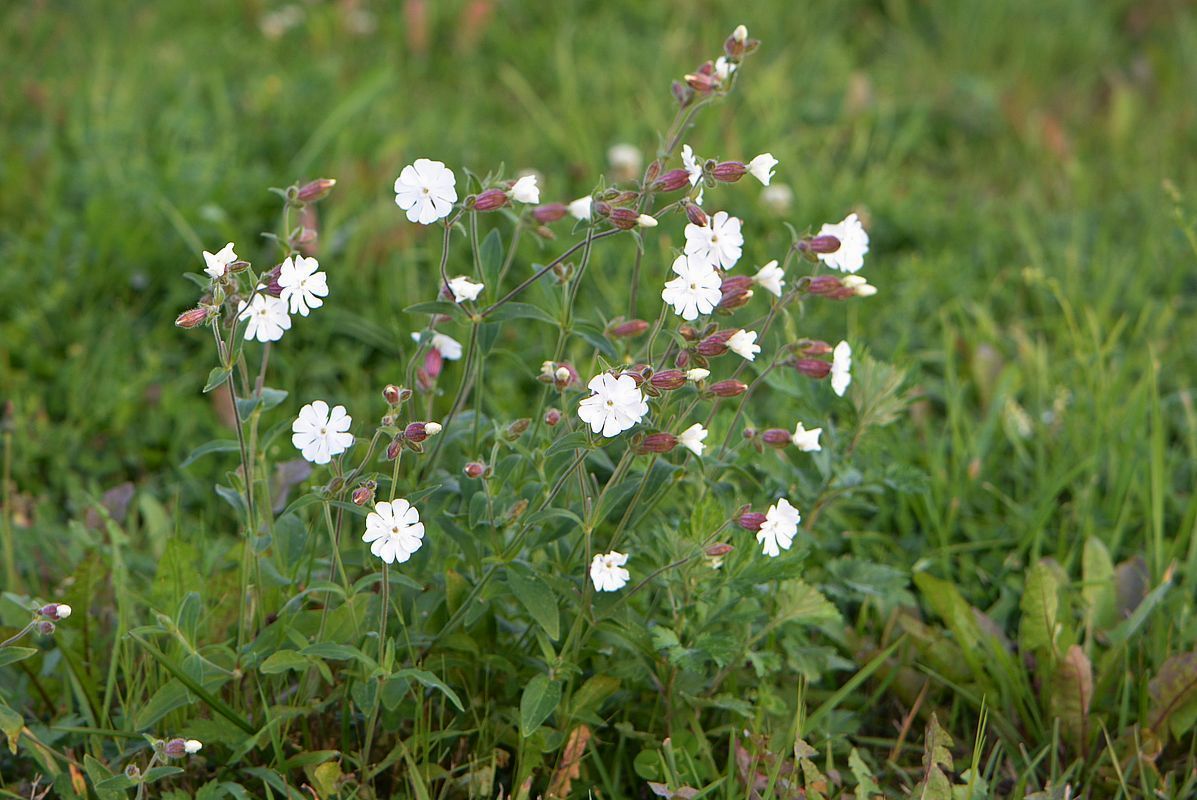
<box><xmin>464</xmin><ymin>461</ymin><xmax>487</xmax><ymax>479</ymax></box>
<box><xmin>423</xmin><ymin>348</ymin><xmax>444</xmax><ymax>380</ymax></box>
<box><xmin>544</xmin><ymin>408</ymin><xmax>562</xmax><ymax>426</ymax></box>
<box><xmin>382</xmin><ymin>384</ymin><xmax>403</xmax><ymax>405</ymax></box>
<box><xmin>608</xmin><ymin>207</ymin><xmax>641</xmax><ymax>229</ymax></box>
<box><xmin>709</xmin><ymin>379</ymin><xmax>748</xmax><ymax>397</ymax></box>
<box><xmin>532</xmin><ymin>203</ymin><xmax>568</xmax><ymax>223</ymax></box>
<box><xmin>794</xmin><ymin>359</ymin><xmax>831</xmax><ymax>379</ymax></box>
<box><xmin>174</xmin><ymin>307</ymin><xmax>211</xmax><ymax>329</ymax></box>
<box><xmin>609</xmin><ymin>319</ymin><xmax>650</xmax><ymax>338</ymax></box>
<box><xmin>737</xmin><ymin>511</ymin><xmax>767</xmax><ymax>531</ymax></box>
<box><xmin>636</xmin><ymin>433</ymin><xmax>678</xmax><ymax>454</ymax></box>
<box><xmin>803</xmin><ymin>235</ymin><xmax>841</xmax><ymax>254</ymax></box>
<box><xmin>609</xmin><ymin>190</ymin><xmax>639</xmax><ymax>206</ymax></box>
<box><xmin>352</xmin><ymin>483</ymin><xmax>376</xmax><ymax>506</ymax></box>
<box><xmin>650</xmin><ymin>370</ymin><xmax>687</xmax><ymax>391</ymax></box>
<box><xmin>697</xmin><ymin>329</ymin><xmax>736</xmax><ymax>357</ymax></box>
<box><xmin>802</xmin><ymin>339</ymin><xmax>833</xmax><ymax>356</ymax></box>
<box><xmin>163</xmin><ymin>738</ymin><xmax>189</xmax><ymax>758</ymax></box>
<box><xmin>653</xmin><ymin>169</ymin><xmax>692</xmax><ymax>192</ymax></box>
<box><xmin>644</xmin><ymin>160</ymin><xmax>662</xmax><ymax>185</ymax></box>
<box><xmin>507</xmin><ymin>418</ymin><xmax>531</xmax><ymax>439</ymax></box>
<box><xmin>761</xmin><ymin>428</ymin><xmax>793</xmax><ymax>448</ymax></box>
<box><xmin>712</xmin><ymin>161</ymin><xmax>747</xmax><ymax>182</ymax></box>
<box><xmin>718</xmin><ymin>275</ymin><xmax>755</xmax><ymax>310</ymax></box>
<box><xmin>672</xmin><ymin>80</ymin><xmax>694</xmax><ymax>107</ymax></box>
<box><xmin>404</xmin><ymin>422</ymin><xmax>442</xmax><ymax>443</ymax></box>
<box><xmin>592</xmin><ymin>200</ymin><xmax>612</xmax><ymax>218</ymax></box>
<box><xmin>806</xmin><ymin>275</ymin><xmax>844</xmax><ymax>296</ymax></box>
<box><xmin>262</xmin><ymin>264</ymin><xmax>284</xmax><ymax>297</ymax></box>
<box><xmin>684</xmin><ymin>61</ymin><xmax>719</xmax><ymax>94</ymax></box>
<box><xmin>473</xmin><ymin>188</ymin><xmax>509</xmax><ymax>211</ymax></box>
<box><xmin>685</xmin><ymin>203</ymin><xmax>709</xmax><ymax>227</ymax></box>
<box><xmin>705</xmin><ymin>543</ymin><xmax>734</xmax><ymax>557</ymax></box>
<box><xmin>38</xmin><ymin>621</ymin><xmax>55</xmax><ymax>635</ymax></box>
<box><xmin>296</xmin><ymin>178</ymin><xmax>337</xmax><ymax>203</ymax></box>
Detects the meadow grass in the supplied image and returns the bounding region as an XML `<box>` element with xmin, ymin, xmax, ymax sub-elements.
<box><xmin>2</xmin><ymin>0</ymin><xmax>1197</xmax><ymax>797</ymax></box>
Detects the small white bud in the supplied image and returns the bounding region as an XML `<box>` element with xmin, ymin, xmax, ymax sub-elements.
<box><xmin>183</xmin><ymin>739</ymin><xmax>203</xmax><ymax>754</ymax></box>
<box><xmin>56</xmin><ymin>604</ymin><xmax>72</xmax><ymax>619</ymax></box>
<box><xmin>686</xmin><ymin>368</ymin><xmax>711</xmax><ymax>382</ymax></box>
<box><xmin>637</xmin><ymin>214</ymin><xmax>658</xmax><ymax>228</ymax></box>
<box><xmin>425</xmin><ymin>422</ymin><xmax>443</xmax><ymax>436</ymax></box>
<box><xmin>554</xmin><ymin>367</ymin><xmax>571</xmax><ymax>383</ymax></box>
<box><xmin>733</xmin><ymin>24</ymin><xmax>748</xmax><ymax>43</ymax></box>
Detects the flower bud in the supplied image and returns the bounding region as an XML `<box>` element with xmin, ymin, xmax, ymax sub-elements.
<box><xmin>705</xmin><ymin>543</ymin><xmax>734</xmax><ymax>558</ymax></box>
<box><xmin>712</xmin><ymin>161</ymin><xmax>747</xmax><ymax>182</ymax></box>
<box><xmin>544</xmin><ymin>408</ymin><xmax>562</xmax><ymax>426</ymax></box>
<box><xmin>294</xmin><ymin>227</ymin><xmax>318</xmax><ymax>245</ymax></box>
<box><xmin>806</xmin><ymin>275</ymin><xmax>844</xmax><ymax>296</ymax></box>
<box><xmin>653</xmin><ymin>169</ymin><xmax>692</xmax><ymax>192</ymax></box>
<box><xmin>404</xmin><ymin>422</ymin><xmax>441</xmax><ymax>443</ymax></box>
<box><xmin>174</xmin><ymin>306</ymin><xmax>212</xmax><ymax>329</ymax></box>
<box><xmin>382</xmin><ymin>384</ymin><xmax>404</xmax><ymax>405</ymax></box>
<box><xmin>608</xmin><ymin>319</ymin><xmax>650</xmax><ymax>338</ymax></box>
<box><xmin>685</xmin><ymin>203</ymin><xmax>709</xmax><ymax>227</ymax></box>
<box><xmin>637</xmin><ymin>214</ymin><xmax>658</xmax><ymax>228</ymax></box>
<box><xmin>423</xmin><ymin>348</ymin><xmax>444</xmax><ymax>381</ymax></box>
<box><xmin>532</xmin><ymin>203</ymin><xmax>568</xmax><ymax>223</ymax></box>
<box><xmin>718</xmin><ymin>275</ymin><xmax>755</xmax><ymax>311</ymax></box>
<box><xmin>608</xmin><ymin>208</ymin><xmax>640</xmax><ymax>229</ymax></box>
<box><xmin>802</xmin><ymin>339</ymin><xmax>833</xmax><ymax>356</ymax></box>
<box><xmin>672</xmin><ymin>79</ymin><xmax>694</xmax><ymax>107</ymax></box>
<box><xmin>794</xmin><ymin>359</ymin><xmax>831</xmax><ymax>379</ymax></box>
<box><xmin>352</xmin><ymin>482</ymin><xmax>376</xmax><ymax>506</ymax></box>
<box><xmin>686</xmin><ymin>368</ymin><xmax>710</xmax><ymax>382</ymax></box>
<box><xmin>684</xmin><ymin>62</ymin><xmax>719</xmax><ymax>94</ymax></box>
<box><xmin>802</xmin><ymin>235</ymin><xmax>841</xmax><ymax>254</ymax></box>
<box><xmin>609</xmin><ymin>190</ymin><xmax>640</xmax><ymax>206</ymax></box>
<box><xmin>473</xmin><ymin>188</ymin><xmax>509</xmax><ymax>211</ymax></box>
<box><xmin>37</xmin><ymin>621</ymin><xmax>55</xmax><ymax>635</ymax></box>
<box><xmin>592</xmin><ymin>200</ymin><xmax>612</xmax><ymax>218</ymax></box>
<box><xmin>506</xmin><ymin>418</ymin><xmax>531</xmax><ymax>440</ymax></box>
<box><xmin>184</xmin><ymin>739</ymin><xmax>203</xmax><ymax>754</ymax></box>
<box><xmin>262</xmin><ymin>263</ymin><xmax>284</xmax><ymax>297</ymax></box>
<box><xmin>296</xmin><ymin>178</ymin><xmax>337</xmax><ymax>203</ymax></box>
<box><xmin>644</xmin><ymin>160</ymin><xmax>662</xmax><ymax>185</ymax></box>
<box><xmin>636</xmin><ymin>433</ymin><xmax>678</xmax><ymax>454</ymax></box>
<box><xmin>696</xmin><ymin>329</ymin><xmax>736</xmax><ymax>357</ymax></box>
<box><xmin>40</xmin><ymin>603</ymin><xmax>71</xmax><ymax>620</ymax></box>
<box><xmin>125</xmin><ymin>764</ymin><xmax>141</xmax><ymax>780</ymax></box>
<box><xmin>842</xmin><ymin>275</ymin><xmax>877</xmax><ymax>297</ymax></box>
<box><xmin>709</xmin><ymin>379</ymin><xmax>748</xmax><ymax>397</ymax></box>
<box><xmin>507</xmin><ymin>498</ymin><xmax>529</xmax><ymax>522</ymax></box>
<box><xmin>650</xmin><ymin>370</ymin><xmax>687</xmax><ymax>391</ymax></box>
<box><xmin>386</xmin><ymin>437</ymin><xmax>403</xmax><ymax>460</ymax></box>
<box><xmin>464</xmin><ymin>461</ymin><xmax>487</xmax><ymax>479</ymax></box>
<box><xmin>761</xmin><ymin>428</ymin><xmax>793</xmax><ymax>448</ymax></box>
<box><xmin>163</xmin><ymin>738</ymin><xmax>188</xmax><ymax>758</ymax></box>
<box><xmin>737</xmin><ymin>510</ymin><xmax>766</xmax><ymax>531</ymax></box>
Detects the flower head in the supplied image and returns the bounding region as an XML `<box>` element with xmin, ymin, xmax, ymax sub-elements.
<box><xmin>277</xmin><ymin>255</ymin><xmax>328</xmax><ymax>316</ymax></box>
<box><xmin>510</xmin><ymin>174</ymin><xmax>540</xmax><ymax>204</ymax></box>
<box><xmin>728</xmin><ymin>329</ymin><xmax>761</xmax><ymax>361</ymax></box>
<box><xmin>815</xmin><ymin>213</ymin><xmax>870</xmax><ymax>274</ymax></box>
<box><xmin>792</xmin><ymin>422</ymin><xmax>822</xmax><ymax>452</ymax></box>
<box><xmin>363</xmin><ymin>499</ymin><xmax>425</xmax><ymax>564</ymax></box>
<box><xmin>681</xmin><ymin>144</ymin><xmax>703</xmax><ymax>186</ymax></box>
<box><xmin>677</xmin><ymin>423</ymin><xmax>708</xmax><ymax>456</ymax></box>
<box><xmin>684</xmin><ymin>210</ymin><xmax>743</xmax><ymax>270</ymax></box>
<box><xmin>831</xmin><ymin>340</ymin><xmax>852</xmax><ymax>396</ymax></box>
<box><xmin>714</xmin><ymin>56</ymin><xmax>737</xmax><ymax>83</ymax></box>
<box><xmin>568</xmin><ymin>196</ymin><xmax>593</xmax><ymax>220</ymax></box>
<box><xmin>238</xmin><ymin>293</ymin><xmax>291</xmax><ymax>342</ymax></box>
<box><xmin>394</xmin><ymin>158</ymin><xmax>458</xmax><ymax>224</ymax></box>
<box><xmin>412</xmin><ymin>331</ymin><xmax>463</xmax><ymax>360</ymax></box>
<box><xmin>747</xmin><ymin>153</ymin><xmax>778</xmax><ymax>186</ymax></box>
<box><xmin>292</xmin><ymin>401</ymin><xmax>354</xmax><ymax>464</ymax></box>
<box><xmin>184</xmin><ymin>740</ymin><xmax>203</xmax><ymax>755</ymax></box>
<box><xmin>203</xmin><ymin>242</ymin><xmax>237</xmax><ymax>279</ymax></box>
<box><xmin>686</xmin><ymin>368</ymin><xmax>710</xmax><ymax>382</ymax></box>
<box><xmin>757</xmin><ymin>498</ymin><xmax>800</xmax><ymax>557</ymax></box>
<box><xmin>447</xmin><ymin>276</ymin><xmax>484</xmax><ymax>303</ymax></box>
<box><xmin>662</xmin><ymin>255</ymin><xmax>722</xmax><ymax>321</ymax></box>
<box><xmin>752</xmin><ymin>260</ymin><xmax>785</xmax><ymax>297</ymax></box>
<box><xmin>590</xmin><ymin>550</ymin><xmax>630</xmax><ymax>592</ymax></box>
<box><xmin>577</xmin><ymin>373</ymin><xmax>649</xmax><ymax>438</ymax></box>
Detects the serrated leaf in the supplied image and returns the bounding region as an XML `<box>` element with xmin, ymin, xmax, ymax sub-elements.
<box><xmin>507</xmin><ymin>563</ymin><xmax>560</xmax><ymax>640</ymax></box>
<box><xmin>913</xmin><ymin>714</ymin><xmax>955</xmax><ymax>800</ymax></box>
<box><xmin>849</xmin><ymin>748</ymin><xmax>880</xmax><ymax>797</ymax></box>
<box><xmin>1050</xmin><ymin>644</ymin><xmax>1092</xmax><ymax>752</ymax></box>
<box><xmin>1019</xmin><ymin>562</ymin><xmax>1060</xmax><ymax>656</ymax></box>
<box><xmin>519</xmin><ymin>674</ymin><xmax>561</xmax><ymax>737</ymax></box>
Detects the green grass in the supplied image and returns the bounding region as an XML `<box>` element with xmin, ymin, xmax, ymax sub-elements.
<box><xmin>2</xmin><ymin>0</ymin><xmax>1197</xmax><ymax>797</ymax></box>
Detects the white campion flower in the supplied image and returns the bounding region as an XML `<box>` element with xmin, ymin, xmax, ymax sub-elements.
<box><xmin>686</xmin><ymin>368</ymin><xmax>710</xmax><ymax>382</ymax></box>
<box><xmin>677</xmin><ymin>423</ymin><xmax>708</xmax><ymax>456</ymax></box>
<box><xmin>842</xmin><ymin>275</ymin><xmax>877</xmax><ymax>297</ymax></box>
<box><xmin>510</xmin><ymin>174</ymin><xmax>540</xmax><ymax>204</ymax></box>
<box><xmin>394</xmin><ymin>158</ymin><xmax>458</xmax><ymax>225</ymax></box>
<box><xmin>291</xmin><ymin>401</ymin><xmax>355</xmax><ymax>464</ymax></box>
<box><xmin>590</xmin><ymin>550</ymin><xmax>630</xmax><ymax>592</ymax></box>
<box><xmin>792</xmin><ymin>422</ymin><xmax>822</xmax><ymax>452</ymax></box>
<box><xmin>831</xmin><ymin>340</ymin><xmax>852</xmax><ymax>396</ymax></box>
<box><xmin>568</xmin><ymin>196</ymin><xmax>593</xmax><ymax>220</ymax></box>
<box><xmin>661</xmin><ymin>255</ymin><xmax>722</xmax><ymax>321</ymax></box>
<box><xmin>411</xmin><ymin>331</ymin><xmax>463</xmax><ymax>360</ymax></box>
<box><xmin>684</xmin><ymin>210</ymin><xmax>743</xmax><ymax>270</ymax></box>
<box><xmin>54</xmin><ymin>604</ymin><xmax>72</xmax><ymax>619</ymax></box>
<box><xmin>203</xmin><ymin>242</ymin><xmax>237</xmax><ymax>279</ymax></box>
<box><xmin>238</xmin><ymin>293</ymin><xmax>291</xmax><ymax>342</ymax></box>
<box><xmin>577</xmin><ymin>373</ymin><xmax>648</xmax><ymax>438</ymax></box>
<box><xmin>816</xmin><ymin>212</ymin><xmax>870</xmax><ymax>274</ymax></box>
<box><xmin>363</xmin><ymin>499</ymin><xmax>425</xmax><ymax>564</ymax></box>
<box><xmin>714</xmin><ymin>56</ymin><xmax>736</xmax><ymax>83</ymax></box>
<box><xmin>681</xmin><ymin>144</ymin><xmax>703</xmax><ymax>186</ymax></box>
<box><xmin>277</xmin><ymin>254</ymin><xmax>328</xmax><ymax>316</ymax></box>
<box><xmin>728</xmin><ymin>329</ymin><xmax>761</xmax><ymax>361</ymax></box>
<box><xmin>447</xmin><ymin>276</ymin><xmax>484</xmax><ymax>303</ymax></box>
<box><xmin>183</xmin><ymin>740</ymin><xmax>203</xmax><ymax>755</ymax></box>
<box><xmin>747</xmin><ymin>153</ymin><xmax>778</xmax><ymax>186</ymax></box>
<box><xmin>757</xmin><ymin>498</ymin><xmax>800</xmax><ymax>557</ymax></box>
<box><xmin>752</xmin><ymin>260</ymin><xmax>785</xmax><ymax>297</ymax></box>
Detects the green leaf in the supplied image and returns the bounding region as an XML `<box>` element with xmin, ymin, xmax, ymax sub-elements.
<box><xmin>392</xmin><ymin>667</ymin><xmax>465</xmax><ymax>711</ymax></box>
<box><xmin>144</xmin><ymin>766</ymin><xmax>185</xmax><ymax>784</ymax></box>
<box><xmin>486</xmin><ymin>302</ymin><xmax>559</xmax><ymax>326</ymax></box>
<box><xmin>569</xmin><ymin>675</ymin><xmax>620</xmax><ymax>716</ymax></box>
<box><xmin>84</xmin><ymin>754</ymin><xmax>126</xmax><ymax>800</ymax></box>
<box><xmin>519</xmin><ymin>674</ymin><xmax>561</xmax><ymax>737</ymax></box>
<box><xmin>203</xmin><ymin>365</ymin><xmax>232</xmax><ymax>393</ymax></box>
<box><xmin>913</xmin><ymin>713</ymin><xmax>955</xmax><ymax>800</ymax></box>
<box><xmin>1050</xmin><ymin>644</ymin><xmax>1093</xmax><ymax>752</ymax></box>
<box><xmin>259</xmin><ymin>387</ymin><xmax>288</xmax><ymax>411</ymax></box>
<box><xmin>0</xmin><ymin>646</ymin><xmax>38</xmax><ymax>668</ymax></box>
<box><xmin>260</xmin><ymin>651</ymin><xmax>311</xmax><ymax>674</ymax></box>
<box><xmin>848</xmin><ymin>748</ymin><xmax>881</xmax><ymax>797</ymax></box>
<box><xmin>480</xmin><ymin>228</ymin><xmax>503</xmax><ymax>289</ymax></box>
<box><xmin>1019</xmin><ymin>562</ymin><xmax>1060</xmax><ymax>656</ymax></box>
<box><xmin>1082</xmin><ymin>537</ymin><xmax>1116</xmax><ymax>631</ymax></box>
<box><xmin>0</xmin><ymin>701</ymin><xmax>21</xmax><ymax>753</ymax></box>
<box><xmin>301</xmin><ymin>643</ymin><xmax>368</xmax><ymax>663</ymax></box>
<box><xmin>95</xmin><ymin>774</ymin><xmax>138</xmax><ymax>790</ymax></box>
<box><xmin>180</xmin><ymin>439</ymin><xmax>241</xmax><ymax>469</ymax></box>
<box><xmin>406</xmin><ymin>301</ymin><xmax>468</xmax><ymax>322</ymax></box>
<box><xmin>1148</xmin><ymin>650</ymin><xmax>1197</xmax><ymax>740</ymax></box>
<box><xmin>507</xmin><ymin>563</ymin><xmax>560</xmax><ymax>640</ymax></box>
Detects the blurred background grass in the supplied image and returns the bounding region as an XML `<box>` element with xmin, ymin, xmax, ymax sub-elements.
<box><xmin>2</xmin><ymin>0</ymin><xmax>1196</xmax><ymax>587</ymax></box>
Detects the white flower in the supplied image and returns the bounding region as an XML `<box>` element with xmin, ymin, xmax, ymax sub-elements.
<box><xmin>728</xmin><ymin>329</ymin><xmax>760</xmax><ymax>361</ymax></box>
<box><xmin>607</xmin><ymin>143</ymin><xmax>643</xmax><ymax>178</ymax></box>
<box><xmin>757</xmin><ymin>498</ymin><xmax>800</xmax><ymax>557</ymax></box>
<box><xmin>761</xmin><ymin>184</ymin><xmax>793</xmax><ymax>214</ymax></box>
<box><xmin>203</xmin><ymin>242</ymin><xmax>237</xmax><ymax>279</ymax></box>
<box><xmin>733</xmin><ymin>24</ymin><xmax>748</xmax><ymax>42</ymax></box>
<box><xmin>752</xmin><ymin>260</ymin><xmax>784</xmax><ymax>297</ymax></box>
<box><xmin>568</xmin><ymin>196</ymin><xmax>593</xmax><ymax>220</ymax></box>
<box><xmin>842</xmin><ymin>275</ymin><xmax>877</xmax><ymax>297</ymax></box>
<box><xmin>747</xmin><ymin>153</ymin><xmax>778</xmax><ymax>186</ymax></box>
<box><xmin>577</xmin><ymin>373</ymin><xmax>648</xmax><ymax>438</ymax></box>
<box><xmin>694</xmin><ymin>187</ymin><xmax>704</xmax><ymax>206</ymax></box>
<box><xmin>447</xmin><ymin>275</ymin><xmax>484</xmax><ymax>303</ymax></box>
<box><xmin>394</xmin><ymin>158</ymin><xmax>458</xmax><ymax>225</ymax></box>
<box><xmin>183</xmin><ymin>740</ymin><xmax>203</xmax><ymax>755</ymax></box>
<box><xmin>661</xmin><ymin>255</ymin><xmax>722</xmax><ymax>321</ymax></box>
<box><xmin>363</xmin><ymin>499</ymin><xmax>425</xmax><ymax>565</ymax></box>
<box><xmin>238</xmin><ymin>294</ymin><xmax>291</xmax><ymax>343</ymax></box>
<box><xmin>554</xmin><ymin>366</ymin><xmax>571</xmax><ymax>383</ymax></box>
<box><xmin>792</xmin><ymin>422</ymin><xmax>822</xmax><ymax>452</ymax></box>
<box><xmin>277</xmin><ymin>255</ymin><xmax>328</xmax><ymax>316</ymax></box>
<box><xmin>686</xmin><ymin>368</ymin><xmax>710</xmax><ymax>382</ymax></box>
<box><xmin>816</xmin><ymin>212</ymin><xmax>870</xmax><ymax>274</ymax></box>
<box><xmin>677</xmin><ymin>423</ymin><xmax>708</xmax><ymax>456</ymax></box>
<box><xmin>681</xmin><ymin>144</ymin><xmax>703</xmax><ymax>186</ymax></box>
<box><xmin>637</xmin><ymin>214</ymin><xmax>658</xmax><ymax>228</ymax></box>
<box><xmin>714</xmin><ymin>56</ymin><xmax>736</xmax><ymax>83</ymax></box>
<box><xmin>510</xmin><ymin>174</ymin><xmax>540</xmax><ymax>204</ymax></box>
<box><xmin>684</xmin><ymin>210</ymin><xmax>743</xmax><ymax>270</ymax></box>
<box><xmin>411</xmin><ymin>331</ymin><xmax>463</xmax><ymax>360</ymax></box>
<box><xmin>590</xmin><ymin>551</ymin><xmax>630</xmax><ymax>592</ymax></box>
<box><xmin>55</xmin><ymin>604</ymin><xmax>72</xmax><ymax>619</ymax></box>
<box><xmin>291</xmin><ymin>401</ymin><xmax>355</xmax><ymax>464</ymax></box>
<box><xmin>831</xmin><ymin>340</ymin><xmax>852</xmax><ymax>396</ymax></box>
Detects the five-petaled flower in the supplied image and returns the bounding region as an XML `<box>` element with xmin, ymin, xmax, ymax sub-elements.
<box><xmin>815</xmin><ymin>213</ymin><xmax>870</xmax><ymax>274</ymax></box>
<box><xmin>510</xmin><ymin>175</ymin><xmax>540</xmax><ymax>204</ymax></box>
<box><xmin>752</xmin><ymin>260</ymin><xmax>784</xmax><ymax>297</ymax></box>
<box><xmin>728</xmin><ymin>329</ymin><xmax>761</xmax><ymax>361</ymax></box>
<box><xmin>757</xmin><ymin>498</ymin><xmax>800</xmax><ymax>557</ymax></box>
<box><xmin>277</xmin><ymin>255</ymin><xmax>328</xmax><ymax>316</ymax></box>
<box><xmin>363</xmin><ymin>499</ymin><xmax>426</xmax><ymax>564</ymax></box>
<box><xmin>792</xmin><ymin>422</ymin><xmax>822</xmax><ymax>452</ymax></box>
<box><xmin>292</xmin><ymin>400</ymin><xmax>355</xmax><ymax>464</ymax></box>
<box><xmin>662</xmin><ymin>255</ymin><xmax>722</xmax><ymax>321</ymax></box>
<box><xmin>747</xmin><ymin>153</ymin><xmax>778</xmax><ymax>186</ymax></box>
<box><xmin>203</xmin><ymin>242</ymin><xmax>237</xmax><ymax>280</ymax></box>
<box><xmin>578</xmin><ymin>373</ymin><xmax>649</xmax><ymax>437</ymax></box>
<box><xmin>412</xmin><ymin>331</ymin><xmax>464</xmax><ymax>360</ymax></box>
<box><xmin>568</xmin><ymin>196</ymin><xmax>592</xmax><ymax>220</ymax></box>
<box><xmin>684</xmin><ymin>210</ymin><xmax>743</xmax><ymax>270</ymax></box>
<box><xmin>681</xmin><ymin>144</ymin><xmax>704</xmax><ymax>186</ymax></box>
<box><xmin>447</xmin><ymin>276</ymin><xmax>484</xmax><ymax>303</ymax></box>
<box><xmin>394</xmin><ymin>158</ymin><xmax>458</xmax><ymax>224</ymax></box>
<box><xmin>590</xmin><ymin>550</ymin><xmax>630</xmax><ymax>592</ymax></box>
<box><xmin>831</xmin><ymin>340</ymin><xmax>852</xmax><ymax>397</ymax></box>
<box><xmin>677</xmin><ymin>423</ymin><xmax>708</xmax><ymax>456</ymax></box>
<box><xmin>239</xmin><ymin>293</ymin><xmax>291</xmax><ymax>342</ymax></box>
